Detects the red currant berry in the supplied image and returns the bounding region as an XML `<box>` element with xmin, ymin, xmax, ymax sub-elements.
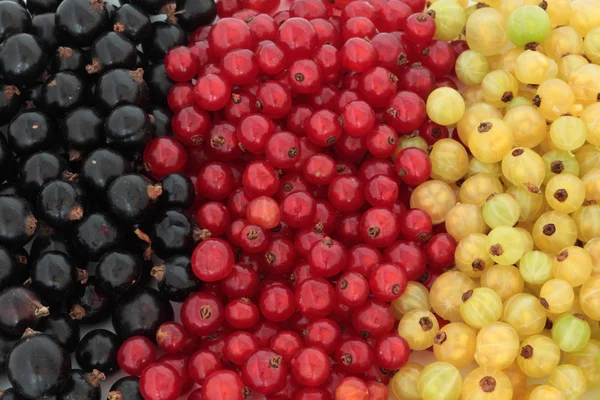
<box><xmin>340</xmin><ymin>37</ymin><xmax>376</xmax><ymax>73</ymax></box>
<box><xmin>369</xmin><ymin>262</ymin><xmax>408</xmax><ymax>301</ymax></box>
<box><xmin>276</xmin><ymin>18</ymin><xmax>318</xmax><ymax>62</ymax></box>
<box><xmin>202</xmin><ymin>370</ymin><xmax>245</xmax><ymax>400</ymax></box>
<box><xmin>142</xmin><ymin>137</ymin><xmax>187</xmax><ymax>180</ymax></box>
<box><xmin>377</xmin><ymin>0</ymin><xmax>412</xmax><ymax>31</ymax></box>
<box><xmin>308</xmin><ymin>236</ymin><xmax>347</xmax><ymax>277</ymax></box>
<box><xmin>221</xmin><ymin>49</ymin><xmax>259</xmax><ymax>86</ymax></box>
<box><xmin>156</xmin><ymin>322</ymin><xmax>187</xmax><ymax>354</ymax></box>
<box><xmin>266</xmin><ymin>130</ymin><xmax>301</xmax><ymax>169</ymax></box>
<box><xmin>246</xmin><ymin>13</ymin><xmax>278</xmax><ymax>43</ymax></box>
<box><xmin>359</xmin><ymin>207</ymin><xmax>400</xmax><ymax>248</ymax></box>
<box><xmin>397</xmin><ymin>63</ymin><xmax>437</xmax><ymax>100</ymax></box>
<box><xmin>255</xmin><ymin>81</ymin><xmax>293</xmax><ymax>119</ymax></box>
<box><xmin>374</xmin><ymin>333</ymin><xmax>410</xmax><ymax>370</ymax></box>
<box><xmin>208</xmin><ymin>18</ymin><xmax>253</xmax><ymax>58</ymax></box>
<box><xmin>290</xmin><ymin>0</ymin><xmax>331</xmax><ymax>19</ymax></box>
<box><xmin>404</xmin><ymin>13</ymin><xmax>436</xmax><ymax>45</ymax></box>
<box><xmin>352</xmin><ymin>299</ymin><xmax>395</xmax><ymax>338</ymax></box>
<box><xmin>424</xmin><ymin>233</ymin><xmax>457</xmax><ymax>270</ymax></box>
<box><xmin>335</xmin><ymin>377</ymin><xmax>368</xmax><ymax>400</ymax></box>
<box><xmin>172</xmin><ymin>106</ymin><xmax>211</xmax><ymax>147</ymax></box>
<box><xmin>306</xmin><ymin>109</ymin><xmax>343</xmax><ymax>147</ymax></box>
<box><xmin>328</xmin><ymin>175</ymin><xmax>364</xmax><ymax>213</ymax></box>
<box><xmin>336</xmin><ymin>272</ymin><xmax>370</xmax><ymax>308</ymax></box>
<box><xmin>418</xmin><ymin>40</ymin><xmax>456</xmax><ymax>78</ymax></box>
<box><xmin>242</xmin><ymin>349</ymin><xmax>288</xmax><ymax>395</ymax></box>
<box><xmin>140</xmin><ymin>363</ymin><xmax>181</xmax><ymax>400</ymax></box>
<box><xmin>394</xmin><ymin>147</ymin><xmax>431</xmax><ymax>186</ymax></box>
<box><xmin>295</xmin><ymin>277</ymin><xmax>336</xmax><ymax>319</ymax></box>
<box><xmin>280</xmin><ymin>191</ymin><xmax>317</xmax><ymax>229</ymax></box>
<box><xmin>220</xmin><ymin>263</ymin><xmax>259</xmax><ymax>299</ymax></box>
<box><xmin>194</xmin><ymin>73</ymin><xmax>232</xmax><ymax>111</ymax></box>
<box><xmin>225</xmin><ymin>298</ymin><xmax>260</xmax><ymax>329</ymax></box>
<box><xmin>117</xmin><ymin>336</ymin><xmax>156</xmax><ymax>376</ymax></box>
<box><xmin>346</xmin><ymin>244</ymin><xmax>382</xmax><ymax>277</ymax></box>
<box><xmin>192</xmin><ymin>238</ymin><xmax>234</xmax><ymax>282</ymax></box>
<box><xmin>270</xmin><ymin>330</ymin><xmax>303</xmax><ymax>361</ymax></box>
<box><xmin>167</xmin><ymin>83</ymin><xmax>195</xmax><ymax>112</ymax></box>
<box><xmin>181</xmin><ymin>292</ymin><xmax>224</xmax><ymax>336</ymax></box>
<box><xmin>335</xmin><ymin>337</ymin><xmax>374</xmax><ymax>374</ymax></box>
<box><xmin>385</xmin><ymin>91</ymin><xmax>427</xmax><ymax>134</ymax></box>
<box><xmin>189</xmin><ymin>349</ymin><xmax>223</xmax><ymax>385</ymax></box>
<box><xmin>165</xmin><ymin>46</ymin><xmax>198</xmax><ymax>82</ymax></box>
<box><xmin>291</xmin><ymin>346</ymin><xmax>331</xmax><ymax>387</ymax></box>
<box><xmin>223</xmin><ymin>331</ymin><xmax>259</xmax><ymax>366</ymax></box>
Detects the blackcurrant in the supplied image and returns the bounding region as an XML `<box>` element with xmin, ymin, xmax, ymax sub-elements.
<box><xmin>0</xmin><ymin>196</ymin><xmax>37</xmax><ymax>248</ymax></box>
<box><xmin>57</xmin><ymin>369</ymin><xmax>104</xmax><ymax>400</ymax></box>
<box><xmin>70</xmin><ymin>212</ymin><xmax>123</xmax><ymax>261</ymax></box>
<box><xmin>105</xmin><ymin>105</ymin><xmax>155</xmax><ymax>150</ymax></box>
<box><xmin>0</xmin><ymin>33</ymin><xmax>47</xmax><ymax>85</ymax></box>
<box><xmin>55</xmin><ymin>0</ymin><xmax>109</xmax><ymax>46</ymax></box>
<box><xmin>159</xmin><ymin>173</ymin><xmax>195</xmax><ymax>209</ymax></box>
<box><xmin>86</xmin><ymin>31</ymin><xmax>137</xmax><ymax>74</ymax></box>
<box><xmin>95</xmin><ymin>68</ymin><xmax>149</xmax><ymax>111</ymax></box>
<box><xmin>81</xmin><ymin>148</ymin><xmax>132</xmax><ymax>195</ymax></box>
<box><xmin>112</xmin><ymin>4</ymin><xmax>152</xmax><ymax>44</ymax></box>
<box><xmin>0</xmin><ymin>286</ymin><xmax>48</xmax><ymax>337</ymax></box>
<box><xmin>38</xmin><ymin>313</ymin><xmax>81</xmax><ymax>353</ymax></box>
<box><xmin>7</xmin><ymin>110</ymin><xmax>54</xmax><ymax>156</ymax></box>
<box><xmin>75</xmin><ymin>329</ymin><xmax>121</xmax><ymax>375</ymax></box>
<box><xmin>95</xmin><ymin>249</ymin><xmax>142</xmax><ymax>296</ymax></box>
<box><xmin>152</xmin><ymin>254</ymin><xmax>200</xmax><ymax>302</ymax></box>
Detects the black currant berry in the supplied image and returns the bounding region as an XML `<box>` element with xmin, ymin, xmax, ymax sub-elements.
<box><xmin>31</xmin><ymin>13</ymin><xmax>59</xmax><ymax>52</ymax></box>
<box><xmin>38</xmin><ymin>313</ymin><xmax>80</xmax><ymax>353</ymax></box>
<box><xmin>96</xmin><ymin>68</ymin><xmax>149</xmax><ymax>111</ymax></box>
<box><xmin>174</xmin><ymin>0</ymin><xmax>217</xmax><ymax>32</ymax></box>
<box><xmin>107</xmin><ymin>173</ymin><xmax>162</xmax><ymax>223</ymax></box>
<box><xmin>160</xmin><ymin>174</ymin><xmax>195</xmax><ymax>209</ymax></box>
<box><xmin>0</xmin><ymin>84</ymin><xmax>23</xmax><ymax>123</ymax></box>
<box><xmin>7</xmin><ymin>331</ymin><xmax>71</xmax><ymax>399</ymax></box>
<box><xmin>0</xmin><ymin>33</ymin><xmax>47</xmax><ymax>86</ymax></box>
<box><xmin>55</xmin><ymin>0</ymin><xmax>109</xmax><ymax>46</ymax></box>
<box><xmin>42</xmin><ymin>72</ymin><xmax>87</xmax><ymax>115</ymax></box>
<box><xmin>57</xmin><ymin>369</ymin><xmax>104</xmax><ymax>400</ymax></box>
<box><xmin>108</xmin><ymin>377</ymin><xmax>143</xmax><ymax>400</ymax></box>
<box><xmin>0</xmin><ymin>1</ymin><xmax>32</xmax><ymax>43</ymax></box>
<box><xmin>152</xmin><ymin>254</ymin><xmax>200</xmax><ymax>302</ymax></box>
<box><xmin>146</xmin><ymin>62</ymin><xmax>174</xmax><ymax>105</ymax></box>
<box><xmin>112</xmin><ymin>286</ymin><xmax>174</xmax><ymax>341</ymax></box>
<box><xmin>148</xmin><ymin>106</ymin><xmax>172</xmax><ymax>137</ymax></box>
<box><xmin>69</xmin><ymin>279</ymin><xmax>112</xmax><ymax>324</ymax></box>
<box><xmin>38</xmin><ymin>181</ymin><xmax>86</xmax><ymax>228</ymax></box>
<box><xmin>130</xmin><ymin>0</ymin><xmax>169</xmax><ymax>14</ymax></box>
<box><xmin>151</xmin><ymin>209</ymin><xmax>202</xmax><ymax>257</ymax></box>
<box><xmin>70</xmin><ymin>212</ymin><xmax>123</xmax><ymax>261</ymax></box>
<box><xmin>105</xmin><ymin>105</ymin><xmax>154</xmax><ymax>150</ymax></box>
<box><xmin>0</xmin><ymin>184</ymin><xmax>19</xmax><ymax>197</ymax></box>
<box><xmin>142</xmin><ymin>21</ymin><xmax>185</xmax><ymax>61</ymax></box>
<box><xmin>52</xmin><ymin>46</ymin><xmax>88</xmax><ymax>74</ymax></box>
<box><xmin>0</xmin><ymin>245</ymin><xmax>28</xmax><ymax>291</ymax></box>
<box><xmin>86</xmin><ymin>32</ymin><xmax>137</xmax><ymax>74</ymax></box>
<box><xmin>81</xmin><ymin>148</ymin><xmax>131</xmax><ymax>194</ymax></box>
<box><xmin>96</xmin><ymin>249</ymin><xmax>142</xmax><ymax>296</ymax></box>
<box><xmin>0</xmin><ymin>334</ymin><xmax>16</xmax><ymax>374</ymax></box>
<box><xmin>62</xmin><ymin>107</ymin><xmax>105</xmax><ymax>159</ymax></box>
<box><xmin>30</xmin><ymin>251</ymin><xmax>84</xmax><ymax>302</ymax></box>
<box><xmin>0</xmin><ymin>287</ymin><xmax>48</xmax><ymax>337</ymax></box>
<box><xmin>30</xmin><ymin>233</ymin><xmax>72</xmax><ymax>261</ymax></box>
<box><xmin>113</xmin><ymin>4</ymin><xmax>151</xmax><ymax>43</ymax></box>
<box><xmin>75</xmin><ymin>329</ymin><xmax>120</xmax><ymax>375</ymax></box>
<box><xmin>18</xmin><ymin>152</ymin><xmax>68</xmax><ymax>199</ymax></box>
<box><xmin>0</xmin><ymin>196</ymin><xmax>37</xmax><ymax>248</ymax></box>
<box><xmin>28</xmin><ymin>0</ymin><xmax>62</xmax><ymax>15</ymax></box>
<box><xmin>7</xmin><ymin>109</ymin><xmax>54</xmax><ymax>156</ymax></box>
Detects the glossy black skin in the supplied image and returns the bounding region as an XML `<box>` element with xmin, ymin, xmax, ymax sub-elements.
<box><xmin>0</xmin><ymin>84</ymin><xmax>24</xmax><ymax>123</ymax></box>
<box><xmin>19</xmin><ymin>152</ymin><xmax>67</xmax><ymax>199</ymax></box>
<box><xmin>148</xmin><ymin>106</ymin><xmax>172</xmax><ymax>137</ymax></box>
<box><xmin>62</xmin><ymin>107</ymin><xmax>105</xmax><ymax>155</ymax></box>
<box><xmin>175</xmin><ymin>0</ymin><xmax>217</xmax><ymax>32</ymax></box>
<box><xmin>130</xmin><ymin>0</ymin><xmax>169</xmax><ymax>14</ymax></box>
<box><xmin>146</xmin><ymin>62</ymin><xmax>174</xmax><ymax>105</ymax></box>
<box><xmin>160</xmin><ymin>174</ymin><xmax>195</xmax><ymax>209</ymax></box>
<box><xmin>70</xmin><ymin>212</ymin><xmax>123</xmax><ymax>261</ymax></box>
<box><xmin>88</xmin><ymin>31</ymin><xmax>137</xmax><ymax>73</ymax></box>
<box><xmin>28</xmin><ymin>0</ymin><xmax>63</xmax><ymax>15</ymax></box>
<box><xmin>113</xmin><ymin>4</ymin><xmax>151</xmax><ymax>43</ymax></box>
<box><xmin>0</xmin><ymin>196</ymin><xmax>37</xmax><ymax>248</ymax></box>
<box><xmin>52</xmin><ymin>46</ymin><xmax>87</xmax><ymax>74</ymax></box>
<box><xmin>38</xmin><ymin>313</ymin><xmax>80</xmax><ymax>353</ymax></box>
<box><xmin>30</xmin><ymin>233</ymin><xmax>72</xmax><ymax>261</ymax></box>
<box><xmin>0</xmin><ymin>33</ymin><xmax>47</xmax><ymax>86</ymax></box>
<box><xmin>75</xmin><ymin>329</ymin><xmax>120</xmax><ymax>375</ymax></box>
<box><xmin>112</xmin><ymin>286</ymin><xmax>174</xmax><ymax>341</ymax></box>
<box><xmin>57</xmin><ymin>370</ymin><xmax>102</xmax><ymax>400</ymax></box>
<box><xmin>26</xmin><ymin>82</ymin><xmax>44</xmax><ymax>107</ymax></box>
<box><xmin>0</xmin><ymin>135</ymin><xmax>14</xmax><ymax>184</ymax></box>
<box><xmin>109</xmin><ymin>377</ymin><xmax>143</xmax><ymax>400</ymax></box>
<box><xmin>0</xmin><ymin>334</ymin><xmax>16</xmax><ymax>373</ymax></box>
<box><xmin>0</xmin><ymin>286</ymin><xmax>47</xmax><ymax>337</ymax></box>
<box><xmin>81</xmin><ymin>148</ymin><xmax>131</xmax><ymax>194</ymax></box>
<box><xmin>155</xmin><ymin>254</ymin><xmax>200</xmax><ymax>302</ymax></box>
<box><xmin>96</xmin><ymin>249</ymin><xmax>142</xmax><ymax>296</ymax></box>
<box><xmin>0</xmin><ymin>1</ymin><xmax>32</xmax><ymax>43</ymax></box>
<box><xmin>38</xmin><ymin>181</ymin><xmax>86</xmax><ymax>229</ymax></box>
<box><xmin>7</xmin><ymin>333</ymin><xmax>71</xmax><ymax>399</ymax></box>
<box><xmin>7</xmin><ymin>110</ymin><xmax>54</xmax><ymax>156</ymax></box>
<box><xmin>69</xmin><ymin>280</ymin><xmax>112</xmax><ymax>324</ymax></box>
<box><xmin>151</xmin><ymin>209</ymin><xmax>198</xmax><ymax>258</ymax></box>
<box><xmin>142</xmin><ymin>21</ymin><xmax>185</xmax><ymax>61</ymax></box>
<box><xmin>107</xmin><ymin>174</ymin><xmax>159</xmax><ymax>223</ymax></box>
<box><xmin>0</xmin><ymin>245</ymin><xmax>27</xmax><ymax>291</ymax></box>
<box><xmin>42</xmin><ymin>72</ymin><xmax>87</xmax><ymax>115</ymax></box>
<box><xmin>55</xmin><ymin>0</ymin><xmax>109</xmax><ymax>47</ymax></box>
<box><xmin>30</xmin><ymin>251</ymin><xmax>77</xmax><ymax>302</ymax></box>
<box><xmin>96</xmin><ymin>68</ymin><xmax>149</xmax><ymax>111</ymax></box>
<box><xmin>31</xmin><ymin>13</ymin><xmax>59</xmax><ymax>52</ymax></box>
<box><xmin>105</xmin><ymin>105</ymin><xmax>154</xmax><ymax>151</ymax></box>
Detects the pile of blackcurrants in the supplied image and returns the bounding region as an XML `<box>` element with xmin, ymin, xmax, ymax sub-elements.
<box><xmin>0</xmin><ymin>0</ymin><xmax>216</xmax><ymax>399</ymax></box>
